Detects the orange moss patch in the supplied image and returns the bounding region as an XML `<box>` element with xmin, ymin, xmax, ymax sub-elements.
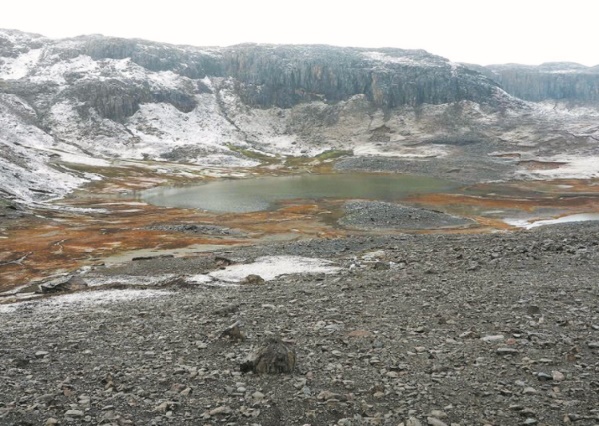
<box><xmin>0</xmin><ymin>202</ymin><xmax>242</xmax><ymax>292</ymax></box>
<box><xmin>407</xmin><ymin>193</ymin><xmax>549</xmax><ymax>212</ymax></box>
<box><xmin>0</xmin><ymin>196</ymin><xmax>345</xmax><ymax>292</ymax></box>
<box><xmin>522</xmin><ymin>179</ymin><xmax>599</xmax><ymax>193</ymax></box>
<box><xmin>407</xmin><ymin>180</ymin><xmax>599</xmax><ymax>234</ymax></box>
<box><xmin>221</xmin><ymin>203</ymin><xmax>346</xmax><ymax>239</ymax></box>
<box><xmin>277</xmin><ymin>203</ymin><xmax>321</xmax><ymax>214</ymax></box>
<box><xmin>5</xmin><ymin>171</ymin><xmax>599</xmax><ymax>294</ymax></box>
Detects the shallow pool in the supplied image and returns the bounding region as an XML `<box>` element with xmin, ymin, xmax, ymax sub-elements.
<box><xmin>140</xmin><ymin>173</ymin><xmax>457</xmax><ymax>213</ymax></box>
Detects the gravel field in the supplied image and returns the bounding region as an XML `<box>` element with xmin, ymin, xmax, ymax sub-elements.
<box><xmin>338</xmin><ymin>201</ymin><xmax>476</xmax><ymax>231</ymax></box>
<box><xmin>2</xmin><ymin>223</ymin><xmax>599</xmax><ymax>425</ymax></box>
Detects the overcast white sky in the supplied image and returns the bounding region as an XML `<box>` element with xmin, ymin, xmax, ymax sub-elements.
<box><xmin>1</xmin><ymin>0</ymin><xmax>597</xmax><ymax>66</ymax></box>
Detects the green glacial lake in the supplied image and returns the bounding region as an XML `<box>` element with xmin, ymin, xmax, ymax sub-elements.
<box><xmin>140</xmin><ymin>173</ymin><xmax>457</xmax><ymax>213</ymax></box>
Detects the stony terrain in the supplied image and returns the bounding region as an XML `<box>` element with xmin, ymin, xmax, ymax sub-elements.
<box><xmin>2</xmin><ymin>222</ymin><xmax>599</xmax><ymax>425</ymax></box>
<box><xmin>339</xmin><ymin>201</ymin><xmax>475</xmax><ymax>230</ymax></box>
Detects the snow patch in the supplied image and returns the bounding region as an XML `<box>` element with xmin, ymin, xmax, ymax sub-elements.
<box><xmin>353</xmin><ymin>143</ymin><xmax>449</xmax><ymax>158</ymax></box>
<box><xmin>362</xmin><ymin>51</ymin><xmax>440</xmax><ymax>68</ymax></box>
<box><xmin>111</xmin><ymin>58</ymin><xmax>149</xmax><ymax>81</ymax></box>
<box><xmin>201</xmin><ymin>76</ymin><xmax>214</xmax><ymax>89</ymax></box>
<box><xmin>533</xmin><ymin>101</ymin><xmax>599</xmax><ymax>118</ymax></box>
<box><xmin>123</xmin><ymin>96</ymin><xmax>260</xmax><ymax>166</ymax></box>
<box><xmin>0</xmin><ymin>95</ymin><xmax>88</xmax><ymax>203</ymax></box>
<box><xmin>0</xmin><ymin>289</ymin><xmax>170</xmax><ymax>314</ymax></box>
<box><xmin>56</xmin><ymin>151</ymin><xmax>111</xmax><ymax>167</ymax></box>
<box><xmin>148</xmin><ymin>70</ymin><xmax>186</xmax><ymax>90</ymax></box>
<box><xmin>523</xmin><ymin>157</ymin><xmax>599</xmax><ymax>179</ymax></box>
<box><xmin>188</xmin><ymin>255</ymin><xmax>341</xmax><ymax>284</ymax></box>
<box><xmin>0</xmin><ymin>48</ymin><xmax>43</xmax><ymax>79</ymax></box>
<box><xmin>29</xmin><ymin>55</ymin><xmax>100</xmax><ymax>84</ymax></box>
<box><xmin>505</xmin><ymin>213</ymin><xmax>599</xmax><ymax>230</ymax></box>
<box><xmin>85</xmin><ymin>274</ymin><xmax>177</xmax><ymax>287</ymax></box>
<box><xmin>449</xmin><ymin>61</ymin><xmax>459</xmax><ymax>77</ymax></box>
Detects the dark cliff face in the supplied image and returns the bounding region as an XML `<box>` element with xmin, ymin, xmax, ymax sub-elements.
<box><xmin>485</xmin><ymin>63</ymin><xmax>599</xmax><ymax>103</ymax></box>
<box><xmin>218</xmin><ymin>44</ymin><xmax>501</xmax><ymax>109</ymax></box>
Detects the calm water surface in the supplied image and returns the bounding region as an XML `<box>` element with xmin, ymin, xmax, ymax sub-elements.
<box><xmin>140</xmin><ymin>173</ymin><xmax>457</xmax><ymax>213</ymax></box>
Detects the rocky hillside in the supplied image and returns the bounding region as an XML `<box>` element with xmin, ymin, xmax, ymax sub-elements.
<box><xmin>1</xmin><ymin>29</ymin><xmax>599</xmax><ymax>204</ymax></box>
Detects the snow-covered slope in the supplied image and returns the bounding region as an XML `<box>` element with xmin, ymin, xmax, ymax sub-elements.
<box><xmin>1</xmin><ymin>29</ymin><xmax>599</xmax><ymax>204</ymax></box>
<box><xmin>0</xmin><ymin>93</ymin><xmax>96</xmax><ymax>203</ymax></box>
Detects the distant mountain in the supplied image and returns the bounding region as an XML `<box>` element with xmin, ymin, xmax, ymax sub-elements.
<box><xmin>1</xmin><ymin>29</ymin><xmax>599</xmax><ymax>204</ymax></box>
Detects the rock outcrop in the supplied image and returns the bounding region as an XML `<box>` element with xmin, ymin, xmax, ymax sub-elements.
<box><xmin>219</xmin><ymin>44</ymin><xmax>502</xmax><ymax>109</ymax></box>
<box><xmin>485</xmin><ymin>62</ymin><xmax>599</xmax><ymax>103</ymax></box>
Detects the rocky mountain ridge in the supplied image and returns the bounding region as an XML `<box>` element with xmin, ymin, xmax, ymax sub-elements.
<box><xmin>1</xmin><ymin>29</ymin><xmax>599</xmax><ymax>204</ymax></box>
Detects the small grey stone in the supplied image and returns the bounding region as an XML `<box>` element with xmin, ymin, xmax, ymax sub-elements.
<box><xmin>406</xmin><ymin>417</ymin><xmax>423</xmax><ymax>426</ymax></box>
<box><xmin>427</xmin><ymin>417</ymin><xmax>448</xmax><ymax>426</ymax></box>
<box><xmin>65</xmin><ymin>409</ymin><xmax>84</xmax><ymax>417</ymax></box>
<box><xmin>243</xmin><ymin>274</ymin><xmax>265</xmax><ymax>285</ymax></box>
<box><xmin>317</xmin><ymin>390</ymin><xmax>341</xmax><ymax>401</ymax></box>
<box><xmin>496</xmin><ymin>347</ymin><xmax>519</xmax><ymax>355</ymax></box>
<box><xmin>536</xmin><ymin>372</ymin><xmax>553</xmax><ymax>381</ymax></box>
<box><xmin>209</xmin><ymin>405</ymin><xmax>232</xmax><ymax>416</ymax></box>
<box><xmin>428</xmin><ymin>410</ymin><xmax>448</xmax><ymax>419</ymax></box>
<box><xmin>481</xmin><ymin>335</ymin><xmax>505</xmax><ymax>342</ymax></box>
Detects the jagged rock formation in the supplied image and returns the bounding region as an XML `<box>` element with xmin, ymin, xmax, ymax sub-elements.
<box><xmin>1</xmin><ymin>28</ymin><xmax>599</xmax><ymax>204</ymax></box>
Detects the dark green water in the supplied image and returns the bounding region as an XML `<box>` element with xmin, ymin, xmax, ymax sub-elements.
<box><xmin>140</xmin><ymin>173</ymin><xmax>457</xmax><ymax>213</ymax></box>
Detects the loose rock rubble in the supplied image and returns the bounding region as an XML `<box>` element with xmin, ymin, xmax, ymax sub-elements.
<box><xmin>1</xmin><ymin>222</ymin><xmax>599</xmax><ymax>425</ymax></box>
<box><xmin>339</xmin><ymin>201</ymin><xmax>475</xmax><ymax>230</ymax></box>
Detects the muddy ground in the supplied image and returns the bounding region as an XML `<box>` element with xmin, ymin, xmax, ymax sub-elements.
<box><xmin>1</xmin><ymin>222</ymin><xmax>599</xmax><ymax>425</ymax></box>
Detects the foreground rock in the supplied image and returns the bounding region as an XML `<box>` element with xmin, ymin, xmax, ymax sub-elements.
<box><xmin>1</xmin><ymin>222</ymin><xmax>599</xmax><ymax>424</ymax></box>
<box><xmin>240</xmin><ymin>338</ymin><xmax>296</xmax><ymax>374</ymax></box>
